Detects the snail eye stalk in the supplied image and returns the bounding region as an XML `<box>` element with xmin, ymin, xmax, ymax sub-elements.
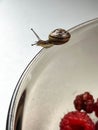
<box><xmin>31</xmin><ymin>28</ymin><xmax>41</xmax><ymax>40</ymax></box>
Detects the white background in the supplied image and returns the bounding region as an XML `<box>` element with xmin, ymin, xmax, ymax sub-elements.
<box><xmin>0</xmin><ymin>0</ymin><xmax>98</xmax><ymax>129</ymax></box>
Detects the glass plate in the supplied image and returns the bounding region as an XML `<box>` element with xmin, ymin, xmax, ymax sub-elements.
<box><xmin>6</xmin><ymin>18</ymin><xmax>98</xmax><ymax>130</ymax></box>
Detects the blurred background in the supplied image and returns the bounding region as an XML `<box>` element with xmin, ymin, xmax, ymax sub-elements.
<box><xmin>0</xmin><ymin>0</ymin><xmax>98</xmax><ymax>129</ymax></box>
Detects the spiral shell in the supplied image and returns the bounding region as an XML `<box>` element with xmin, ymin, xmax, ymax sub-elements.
<box><xmin>48</xmin><ymin>28</ymin><xmax>71</xmax><ymax>45</ymax></box>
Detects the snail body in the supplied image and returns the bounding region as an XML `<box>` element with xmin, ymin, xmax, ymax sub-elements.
<box><xmin>31</xmin><ymin>28</ymin><xmax>71</xmax><ymax>48</ymax></box>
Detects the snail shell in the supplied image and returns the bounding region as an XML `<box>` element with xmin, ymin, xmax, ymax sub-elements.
<box><xmin>48</xmin><ymin>28</ymin><xmax>71</xmax><ymax>45</ymax></box>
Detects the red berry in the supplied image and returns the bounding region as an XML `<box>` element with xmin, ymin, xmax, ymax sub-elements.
<box><xmin>74</xmin><ymin>92</ymin><xmax>94</xmax><ymax>113</ymax></box>
<box><xmin>94</xmin><ymin>99</ymin><xmax>98</xmax><ymax>117</ymax></box>
<box><xmin>95</xmin><ymin>121</ymin><xmax>98</xmax><ymax>130</ymax></box>
<box><xmin>74</xmin><ymin>94</ymin><xmax>83</xmax><ymax>111</ymax></box>
<box><xmin>60</xmin><ymin>111</ymin><xmax>95</xmax><ymax>130</ymax></box>
<box><xmin>82</xmin><ymin>92</ymin><xmax>94</xmax><ymax>113</ymax></box>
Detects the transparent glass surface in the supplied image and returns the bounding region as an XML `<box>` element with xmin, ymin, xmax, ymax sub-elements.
<box><xmin>6</xmin><ymin>18</ymin><xmax>98</xmax><ymax>130</ymax></box>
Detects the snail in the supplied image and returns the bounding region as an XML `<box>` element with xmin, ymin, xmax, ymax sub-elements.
<box><xmin>31</xmin><ymin>28</ymin><xmax>71</xmax><ymax>48</ymax></box>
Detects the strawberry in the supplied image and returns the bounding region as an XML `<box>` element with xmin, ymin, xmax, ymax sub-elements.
<box><xmin>60</xmin><ymin>111</ymin><xmax>95</xmax><ymax>130</ymax></box>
